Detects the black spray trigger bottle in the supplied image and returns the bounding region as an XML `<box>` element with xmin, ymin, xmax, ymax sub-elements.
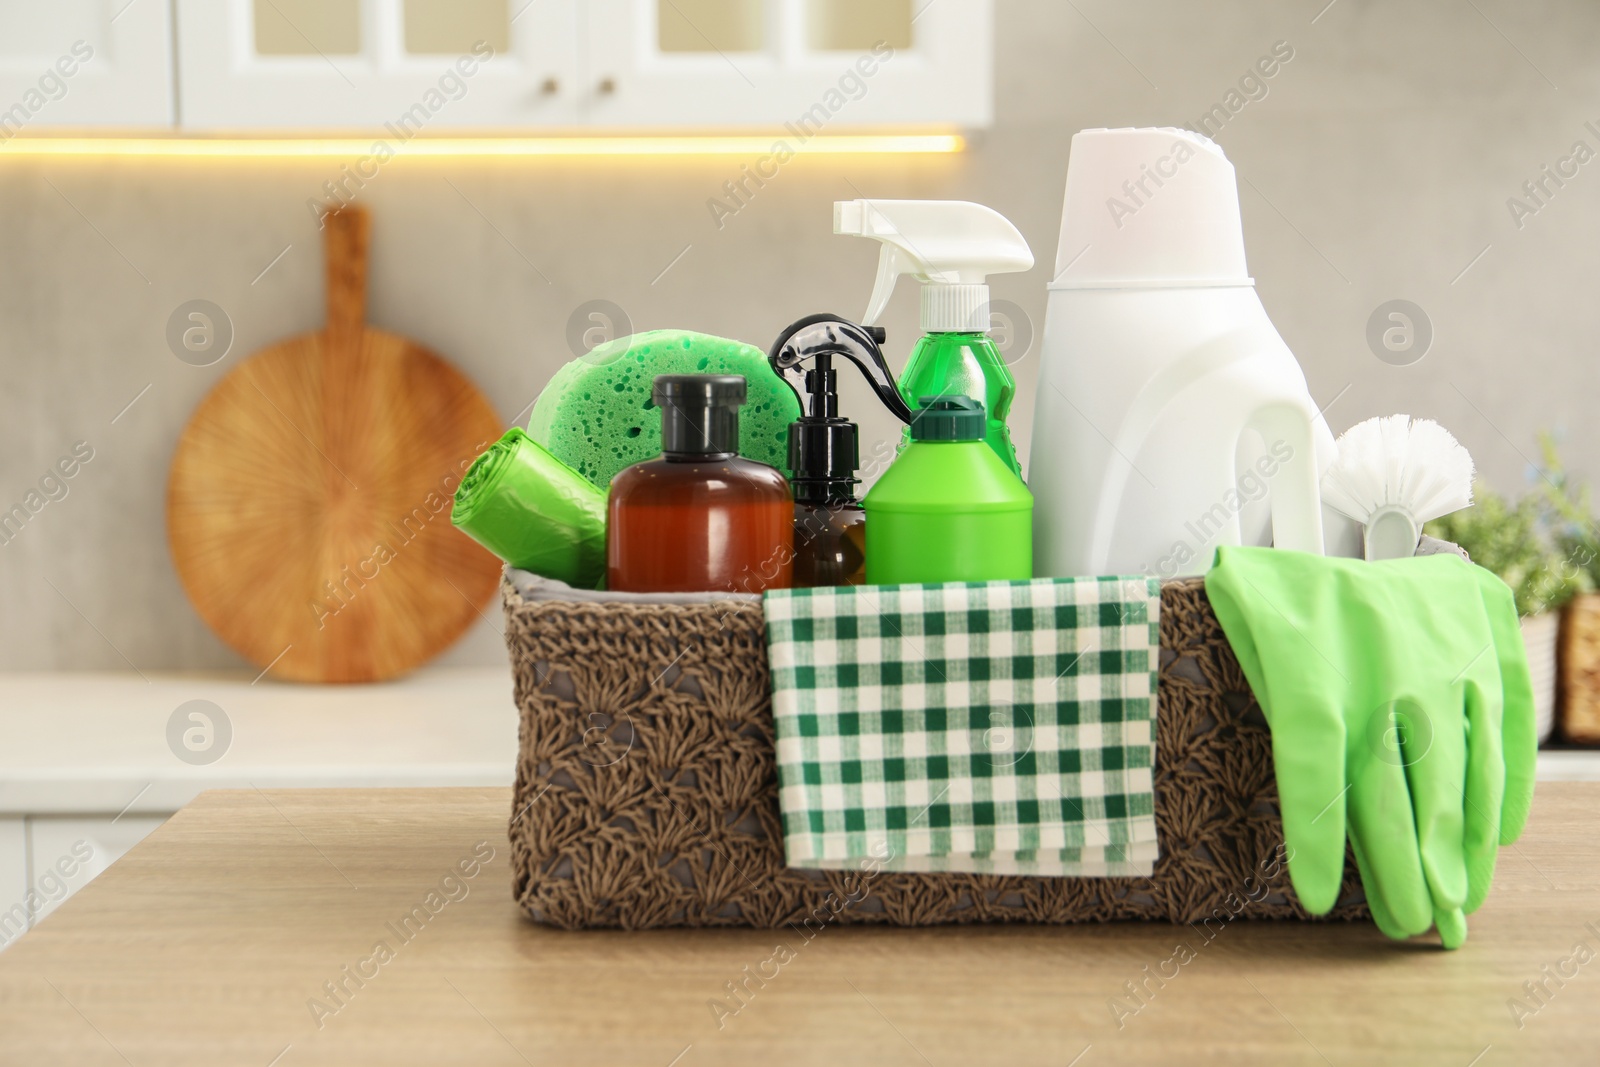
<box><xmin>768</xmin><ymin>313</ymin><xmax>913</xmax><ymax>587</ymax></box>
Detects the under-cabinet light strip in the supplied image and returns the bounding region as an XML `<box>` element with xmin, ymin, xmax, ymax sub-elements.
<box><xmin>0</xmin><ymin>134</ymin><xmax>964</xmax><ymax>158</ymax></box>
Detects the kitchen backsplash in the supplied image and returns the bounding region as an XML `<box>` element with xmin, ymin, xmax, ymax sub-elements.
<box><xmin>3</xmin><ymin>0</ymin><xmax>1598</xmax><ymax>670</ymax></box>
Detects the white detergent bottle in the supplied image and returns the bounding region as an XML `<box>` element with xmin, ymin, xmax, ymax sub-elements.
<box><xmin>1030</xmin><ymin>127</ymin><xmax>1335</xmax><ymax>579</ymax></box>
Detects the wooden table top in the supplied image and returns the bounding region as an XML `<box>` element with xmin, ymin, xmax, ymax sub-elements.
<box><xmin>2</xmin><ymin>785</ymin><xmax>1597</xmax><ymax>1066</ymax></box>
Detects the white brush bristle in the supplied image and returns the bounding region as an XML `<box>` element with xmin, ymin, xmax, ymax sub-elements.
<box><xmin>1321</xmin><ymin>415</ymin><xmax>1475</xmax><ymax>524</ymax></box>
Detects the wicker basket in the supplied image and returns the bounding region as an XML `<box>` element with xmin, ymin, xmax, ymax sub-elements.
<box><xmin>503</xmin><ymin>575</ymin><xmax>1366</xmax><ymax>929</ymax></box>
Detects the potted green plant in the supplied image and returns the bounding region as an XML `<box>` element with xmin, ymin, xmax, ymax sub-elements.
<box><xmin>1427</xmin><ymin>480</ymin><xmax>1586</xmax><ymax>745</ymax></box>
<box><xmin>1532</xmin><ymin>434</ymin><xmax>1600</xmax><ymax>743</ymax></box>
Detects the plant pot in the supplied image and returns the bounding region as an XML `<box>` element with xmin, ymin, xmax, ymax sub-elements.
<box><xmin>1521</xmin><ymin>611</ymin><xmax>1559</xmax><ymax>744</ymax></box>
<box><xmin>1559</xmin><ymin>593</ymin><xmax>1600</xmax><ymax>744</ymax></box>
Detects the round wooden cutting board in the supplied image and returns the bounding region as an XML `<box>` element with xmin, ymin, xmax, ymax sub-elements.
<box><xmin>167</xmin><ymin>207</ymin><xmax>504</xmax><ymax>683</ymax></box>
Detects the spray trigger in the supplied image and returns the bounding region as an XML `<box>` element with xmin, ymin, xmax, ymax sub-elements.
<box><xmin>769</xmin><ymin>313</ymin><xmax>911</xmax><ymax>425</ymax></box>
<box><xmin>834</xmin><ymin>199</ymin><xmax>1034</xmax><ymax>332</ymax></box>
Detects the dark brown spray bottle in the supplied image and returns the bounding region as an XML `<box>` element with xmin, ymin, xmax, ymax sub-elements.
<box><xmin>768</xmin><ymin>315</ymin><xmax>913</xmax><ymax>587</ymax></box>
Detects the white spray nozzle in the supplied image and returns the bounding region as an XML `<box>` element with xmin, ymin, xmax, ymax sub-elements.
<box><xmin>834</xmin><ymin>199</ymin><xmax>1034</xmax><ymax>332</ymax></box>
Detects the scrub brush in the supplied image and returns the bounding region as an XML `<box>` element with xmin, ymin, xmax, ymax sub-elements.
<box><xmin>1320</xmin><ymin>415</ymin><xmax>1475</xmax><ymax>561</ymax></box>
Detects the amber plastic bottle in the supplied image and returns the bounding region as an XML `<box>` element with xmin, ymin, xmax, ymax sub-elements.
<box><xmin>607</xmin><ymin>375</ymin><xmax>794</xmax><ymax>594</ymax></box>
<box><xmin>794</xmin><ymin>500</ymin><xmax>866</xmax><ymax>586</ymax></box>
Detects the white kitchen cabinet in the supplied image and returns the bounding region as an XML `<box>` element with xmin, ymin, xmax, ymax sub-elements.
<box><xmin>0</xmin><ymin>668</ymin><xmax>517</xmax><ymax>951</ymax></box>
<box><xmin>174</xmin><ymin>0</ymin><xmax>582</xmax><ymax>130</ymax></box>
<box><xmin>0</xmin><ymin>818</ymin><xmax>25</xmax><ymax>950</ymax></box>
<box><xmin>25</xmin><ymin>815</ymin><xmax>168</xmax><ymax>926</ymax></box>
<box><xmin>171</xmin><ymin>0</ymin><xmax>990</xmax><ymax>131</ymax></box>
<box><xmin>0</xmin><ymin>0</ymin><xmax>173</xmax><ymax>129</ymax></box>
<box><xmin>584</xmin><ymin>0</ymin><xmax>992</xmax><ymax>129</ymax></box>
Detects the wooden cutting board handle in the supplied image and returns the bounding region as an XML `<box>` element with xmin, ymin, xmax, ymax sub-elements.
<box><xmin>323</xmin><ymin>206</ymin><xmax>369</xmax><ymax>345</ymax></box>
<box><xmin>319</xmin><ymin>206</ymin><xmax>372</xmax><ymax>476</ymax></box>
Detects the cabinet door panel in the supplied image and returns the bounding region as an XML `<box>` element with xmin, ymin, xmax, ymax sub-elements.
<box><xmin>0</xmin><ymin>0</ymin><xmax>172</xmax><ymax>129</ymax></box>
<box><xmin>583</xmin><ymin>0</ymin><xmax>991</xmax><ymax>129</ymax></box>
<box><xmin>26</xmin><ymin>814</ymin><xmax>168</xmax><ymax>926</ymax></box>
<box><xmin>176</xmin><ymin>0</ymin><xmax>581</xmax><ymax>130</ymax></box>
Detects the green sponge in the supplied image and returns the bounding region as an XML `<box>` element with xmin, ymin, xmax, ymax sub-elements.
<box><xmin>527</xmin><ymin>330</ymin><xmax>800</xmax><ymax>487</ymax></box>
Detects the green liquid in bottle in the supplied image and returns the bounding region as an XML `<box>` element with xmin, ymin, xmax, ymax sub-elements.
<box><xmin>897</xmin><ymin>330</ymin><xmax>1022</xmax><ymax>478</ymax></box>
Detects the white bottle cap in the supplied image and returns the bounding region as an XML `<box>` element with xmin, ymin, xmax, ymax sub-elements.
<box><xmin>835</xmin><ymin>199</ymin><xmax>1034</xmax><ymax>332</ymax></box>
<box><xmin>1050</xmin><ymin>127</ymin><xmax>1253</xmax><ymax>290</ymax></box>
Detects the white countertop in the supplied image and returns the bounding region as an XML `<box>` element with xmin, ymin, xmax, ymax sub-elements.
<box><xmin>1534</xmin><ymin>749</ymin><xmax>1600</xmax><ymax>782</ymax></box>
<box><xmin>0</xmin><ymin>668</ymin><xmax>518</xmax><ymax>815</ymax></box>
<box><xmin>1</xmin><ymin>669</ymin><xmax>1595</xmax><ymax>816</ymax></box>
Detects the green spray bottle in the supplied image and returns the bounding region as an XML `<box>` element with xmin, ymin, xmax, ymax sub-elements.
<box><xmin>835</xmin><ymin>199</ymin><xmax>1035</xmax><ymax>477</ymax></box>
<box><xmin>863</xmin><ymin>394</ymin><xmax>1033</xmax><ymax>585</ymax></box>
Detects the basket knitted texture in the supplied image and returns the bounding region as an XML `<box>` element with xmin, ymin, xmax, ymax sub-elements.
<box><xmin>504</xmin><ymin>576</ymin><xmax>1367</xmax><ymax>929</ymax></box>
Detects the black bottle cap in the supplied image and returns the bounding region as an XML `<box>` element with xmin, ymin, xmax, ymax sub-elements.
<box><xmin>654</xmin><ymin>374</ymin><xmax>745</xmax><ymax>457</ymax></box>
<box><xmin>909</xmin><ymin>394</ymin><xmax>986</xmax><ymax>441</ymax></box>
<box><xmin>787</xmin><ymin>364</ymin><xmax>858</xmax><ymax>505</ymax></box>
<box><xmin>769</xmin><ymin>314</ymin><xmax>913</xmax><ymax>506</ymax></box>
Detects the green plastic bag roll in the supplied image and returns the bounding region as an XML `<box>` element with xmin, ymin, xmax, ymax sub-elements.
<box><xmin>452</xmin><ymin>428</ymin><xmax>607</xmax><ymax>589</ymax></box>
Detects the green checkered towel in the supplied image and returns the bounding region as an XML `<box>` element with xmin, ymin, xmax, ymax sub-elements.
<box><xmin>763</xmin><ymin>577</ymin><xmax>1161</xmax><ymax>877</ymax></box>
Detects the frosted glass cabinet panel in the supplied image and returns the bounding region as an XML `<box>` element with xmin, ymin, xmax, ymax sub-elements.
<box><xmin>586</xmin><ymin>0</ymin><xmax>991</xmax><ymax>129</ymax></box>
<box><xmin>807</xmin><ymin>0</ymin><xmax>914</xmax><ymax>52</ymax></box>
<box><xmin>404</xmin><ymin>0</ymin><xmax>512</xmax><ymax>55</ymax></box>
<box><xmin>656</xmin><ymin>0</ymin><xmax>768</xmax><ymax>53</ymax></box>
<box><xmin>175</xmin><ymin>0</ymin><xmax>582</xmax><ymax>129</ymax></box>
<box><xmin>0</xmin><ymin>0</ymin><xmax>172</xmax><ymax>128</ymax></box>
<box><xmin>253</xmin><ymin>0</ymin><xmax>362</xmax><ymax>56</ymax></box>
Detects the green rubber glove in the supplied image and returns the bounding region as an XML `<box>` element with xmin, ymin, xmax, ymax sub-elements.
<box><xmin>1205</xmin><ymin>547</ymin><xmax>1535</xmax><ymax>948</ymax></box>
